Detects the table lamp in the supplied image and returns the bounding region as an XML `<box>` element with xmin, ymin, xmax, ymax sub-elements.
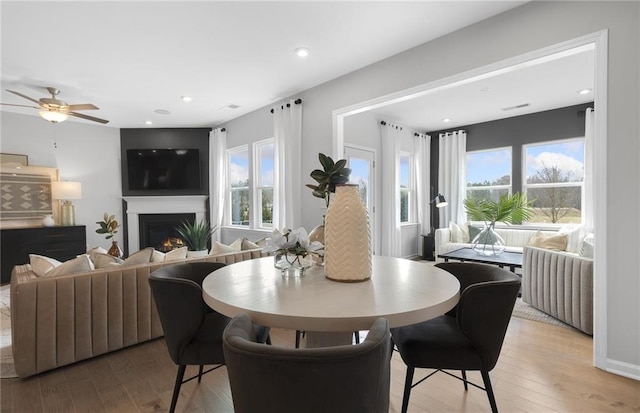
<box><xmin>51</xmin><ymin>181</ymin><xmax>82</xmax><ymax>226</ymax></box>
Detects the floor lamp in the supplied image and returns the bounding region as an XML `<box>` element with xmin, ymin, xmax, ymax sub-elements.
<box><xmin>422</xmin><ymin>194</ymin><xmax>448</xmax><ymax>261</ymax></box>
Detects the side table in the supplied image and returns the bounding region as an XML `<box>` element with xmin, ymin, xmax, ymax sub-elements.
<box><xmin>421</xmin><ymin>234</ymin><xmax>435</xmax><ymax>261</ymax></box>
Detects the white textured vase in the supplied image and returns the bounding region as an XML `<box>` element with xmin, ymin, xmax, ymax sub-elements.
<box><xmin>324</xmin><ymin>184</ymin><xmax>372</xmax><ymax>282</ymax></box>
<box><xmin>41</xmin><ymin>214</ymin><xmax>55</xmax><ymax>227</ymax></box>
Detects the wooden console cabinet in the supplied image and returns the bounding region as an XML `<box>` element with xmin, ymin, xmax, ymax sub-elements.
<box><xmin>0</xmin><ymin>225</ymin><xmax>86</xmax><ymax>283</ymax></box>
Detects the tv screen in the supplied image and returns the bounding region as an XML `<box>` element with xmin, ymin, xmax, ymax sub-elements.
<box><xmin>127</xmin><ymin>149</ymin><xmax>201</xmax><ymax>191</ymax></box>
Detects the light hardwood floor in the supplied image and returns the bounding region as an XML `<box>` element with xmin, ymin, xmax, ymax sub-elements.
<box><xmin>1</xmin><ymin>317</ymin><xmax>638</xmax><ymax>413</ymax></box>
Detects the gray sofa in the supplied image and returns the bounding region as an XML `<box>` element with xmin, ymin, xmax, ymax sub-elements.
<box><xmin>10</xmin><ymin>248</ymin><xmax>268</xmax><ymax>377</ymax></box>
<box><xmin>522</xmin><ymin>246</ymin><xmax>593</xmax><ymax>335</ymax></box>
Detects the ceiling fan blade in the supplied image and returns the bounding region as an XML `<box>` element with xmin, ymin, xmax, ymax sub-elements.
<box><xmin>68</xmin><ymin>103</ymin><xmax>99</xmax><ymax>111</ymax></box>
<box><xmin>6</xmin><ymin>89</ymin><xmax>42</xmax><ymax>106</ymax></box>
<box><xmin>0</xmin><ymin>103</ymin><xmax>40</xmax><ymax>109</ymax></box>
<box><xmin>69</xmin><ymin>111</ymin><xmax>109</xmax><ymax>124</ymax></box>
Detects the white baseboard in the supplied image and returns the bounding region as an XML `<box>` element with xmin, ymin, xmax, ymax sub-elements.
<box><xmin>605</xmin><ymin>358</ymin><xmax>640</xmax><ymax>381</ymax></box>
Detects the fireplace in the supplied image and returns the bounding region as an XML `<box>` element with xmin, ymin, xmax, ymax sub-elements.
<box><xmin>139</xmin><ymin>213</ymin><xmax>195</xmax><ymax>251</ymax></box>
<box><xmin>123</xmin><ymin>195</ymin><xmax>208</xmax><ymax>253</ymax></box>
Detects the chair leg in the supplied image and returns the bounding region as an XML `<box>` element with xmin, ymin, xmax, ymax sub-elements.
<box><xmin>481</xmin><ymin>369</ymin><xmax>499</xmax><ymax>413</ymax></box>
<box><xmin>401</xmin><ymin>367</ymin><xmax>415</xmax><ymax>413</ymax></box>
<box><xmin>170</xmin><ymin>365</ymin><xmax>187</xmax><ymax>413</ymax></box>
<box><xmin>461</xmin><ymin>370</ymin><xmax>468</xmax><ymax>391</ymax></box>
<box><xmin>353</xmin><ymin>331</ymin><xmax>360</xmax><ymax>344</ymax></box>
<box><xmin>198</xmin><ymin>365</ymin><xmax>204</xmax><ymax>383</ymax></box>
<box><xmin>266</xmin><ymin>334</ymin><xmax>272</xmax><ymax>345</ymax></box>
<box><xmin>295</xmin><ymin>330</ymin><xmax>302</xmax><ymax>348</ymax></box>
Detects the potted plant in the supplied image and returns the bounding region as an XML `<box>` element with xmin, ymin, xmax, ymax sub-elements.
<box><xmin>463</xmin><ymin>192</ymin><xmax>534</xmax><ymax>256</ymax></box>
<box><xmin>96</xmin><ymin>212</ymin><xmax>123</xmax><ymax>258</ymax></box>
<box><xmin>305</xmin><ymin>153</ymin><xmax>351</xmax><ymax>247</ymax></box>
<box><xmin>176</xmin><ymin>218</ymin><xmax>217</xmax><ymax>257</ymax></box>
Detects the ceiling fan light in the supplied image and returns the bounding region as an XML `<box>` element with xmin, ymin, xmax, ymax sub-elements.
<box><xmin>39</xmin><ymin>110</ymin><xmax>69</xmax><ymax>123</ymax></box>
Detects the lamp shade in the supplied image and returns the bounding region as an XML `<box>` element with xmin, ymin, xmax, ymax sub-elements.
<box><xmin>433</xmin><ymin>194</ymin><xmax>448</xmax><ymax>208</ymax></box>
<box><xmin>51</xmin><ymin>181</ymin><xmax>82</xmax><ymax>200</ymax></box>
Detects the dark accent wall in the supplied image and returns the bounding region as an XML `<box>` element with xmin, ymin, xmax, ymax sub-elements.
<box><xmin>120</xmin><ymin>128</ymin><xmax>211</xmax><ymax>197</ymax></box>
<box><xmin>428</xmin><ymin>102</ymin><xmax>593</xmax><ymax>225</ymax></box>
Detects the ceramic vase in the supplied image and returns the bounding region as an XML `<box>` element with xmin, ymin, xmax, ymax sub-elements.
<box><xmin>324</xmin><ymin>184</ymin><xmax>372</xmax><ymax>282</ymax></box>
<box><xmin>41</xmin><ymin>214</ymin><xmax>55</xmax><ymax>227</ymax></box>
<box><xmin>108</xmin><ymin>240</ymin><xmax>124</xmax><ymax>258</ymax></box>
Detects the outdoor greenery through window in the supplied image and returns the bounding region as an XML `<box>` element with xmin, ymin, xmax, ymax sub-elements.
<box><xmin>399</xmin><ymin>153</ymin><xmax>413</xmax><ymax>223</ymax></box>
<box><xmin>466</xmin><ymin>147</ymin><xmax>512</xmax><ymax>202</ymax></box>
<box><xmin>227</xmin><ymin>139</ymin><xmax>276</xmax><ymax>229</ymax></box>
<box><xmin>524</xmin><ymin>138</ymin><xmax>584</xmax><ymax>224</ymax></box>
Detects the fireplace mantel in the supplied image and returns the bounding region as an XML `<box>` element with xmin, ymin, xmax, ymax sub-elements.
<box><xmin>124</xmin><ymin>196</ymin><xmax>208</xmax><ymax>252</ymax></box>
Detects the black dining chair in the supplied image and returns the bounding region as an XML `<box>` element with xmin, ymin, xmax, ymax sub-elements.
<box><xmin>149</xmin><ymin>262</ymin><xmax>270</xmax><ymax>413</ymax></box>
<box><xmin>391</xmin><ymin>262</ymin><xmax>521</xmax><ymax>413</ymax></box>
<box><xmin>223</xmin><ymin>313</ymin><xmax>392</xmax><ymax>413</ymax></box>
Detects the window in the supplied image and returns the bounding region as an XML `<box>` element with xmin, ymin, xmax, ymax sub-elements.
<box><xmin>523</xmin><ymin>138</ymin><xmax>584</xmax><ymax>224</ymax></box>
<box><xmin>255</xmin><ymin>140</ymin><xmax>274</xmax><ymax>228</ymax></box>
<box><xmin>227</xmin><ymin>139</ymin><xmax>276</xmax><ymax>229</ymax></box>
<box><xmin>228</xmin><ymin>146</ymin><xmax>250</xmax><ymax>226</ymax></box>
<box><xmin>466</xmin><ymin>147</ymin><xmax>512</xmax><ymax>202</ymax></box>
<box><xmin>399</xmin><ymin>153</ymin><xmax>414</xmax><ymax>223</ymax></box>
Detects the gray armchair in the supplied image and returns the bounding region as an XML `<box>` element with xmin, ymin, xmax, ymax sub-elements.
<box><xmin>223</xmin><ymin>313</ymin><xmax>392</xmax><ymax>413</ymax></box>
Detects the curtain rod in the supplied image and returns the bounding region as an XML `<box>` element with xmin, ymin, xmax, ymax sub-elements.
<box><xmin>380</xmin><ymin>120</ymin><xmax>402</xmax><ymax>130</ymax></box>
<box><xmin>270</xmin><ymin>98</ymin><xmax>302</xmax><ymax>113</ymax></box>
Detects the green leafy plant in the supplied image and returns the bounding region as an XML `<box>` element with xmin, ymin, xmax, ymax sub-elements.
<box><xmin>95</xmin><ymin>212</ymin><xmax>120</xmax><ymax>239</ymax></box>
<box><xmin>305</xmin><ymin>153</ymin><xmax>352</xmax><ymax>207</ymax></box>
<box><xmin>176</xmin><ymin>219</ymin><xmax>217</xmax><ymax>251</ymax></box>
<box><xmin>463</xmin><ymin>192</ymin><xmax>535</xmax><ymax>227</ymax></box>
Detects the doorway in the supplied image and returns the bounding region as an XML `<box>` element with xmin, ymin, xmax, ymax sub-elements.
<box><xmin>344</xmin><ymin>144</ymin><xmax>377</xmax><ymax>254</ymax></box>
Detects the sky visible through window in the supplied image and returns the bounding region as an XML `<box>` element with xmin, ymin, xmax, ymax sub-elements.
<box><xmin>467</xmin><ymin>148</ymin><xmax>511</xmax><ymax>184</ymax></box>
<box><xmin>525</xmin><ymin>140</ymin><xmax>584</xmax><ymax>181</ymax></box>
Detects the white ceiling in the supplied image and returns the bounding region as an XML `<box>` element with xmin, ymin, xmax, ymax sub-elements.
<box><xmin>0</xmin><ymin>1</ymin><xmax>530</xmax><ymax>129</ymax></box>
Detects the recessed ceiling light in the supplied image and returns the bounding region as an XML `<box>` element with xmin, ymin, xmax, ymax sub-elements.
<box><xmin>154</xmin><ymin>109</ymin><xmax>171</xmax><ymax>115</ymax></box>
<box><xmin>295</xmin><ymin>47</ymin><xmax>310</xmax><ymax>58</ymax></box>
<box><xmin>145</xmin><ymin>120</ymin><xmax>153</xmax><ymax>125</ymax></box>
<box><xmin>181</xmin><ymin>96</ymin><xmax>192</xmax><ymax>102</ymax></box>
<box><xmin>578</xmin><ymin>88</ymin><xmax>592</xmax><ymax>95</ymax></box>
<box><xmin>443</xmin><ymin>118</ymin><xmax>452</xmax><ymax>123</ymax></box>
<box><xmin>480</xmin><ymin>87</ymin><xmax>491</xmax><ymax>92</ymax></box>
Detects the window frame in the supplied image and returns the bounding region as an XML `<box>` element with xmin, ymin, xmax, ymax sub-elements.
<box><xmin>226</xmin><ymin>145</ymin><xmax>251</xmax><ymax>227</ymax></box>
<box><xmin>399</xmin><ymin>152</ymin><xmax>415</xmax><ymax>224</ymax></box>
<box><xmin>522</xmin><ymin>137</ymin><xmax>585</xmax><ymax>226</ymax></box>
<box><xmin>253</xmin><ymin>138</ymin><xmax>275</xmax><ymax>230</ymax></box>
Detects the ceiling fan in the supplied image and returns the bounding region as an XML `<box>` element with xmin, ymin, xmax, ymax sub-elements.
<box><xmin>1</xmin><ymin>87</ymin><xmax>109</xmax><ymax>124</ymax></box>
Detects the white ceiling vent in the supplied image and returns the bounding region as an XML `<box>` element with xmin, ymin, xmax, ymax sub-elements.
<box><xmin>501</xmin><ymin>103</ymin><xmax>531</xmax><ymax>111</ymax></box>
<box><xmin>219</xmin><ymin>104</ymin><xmax>240</xmax><ymax>111</ymax></box>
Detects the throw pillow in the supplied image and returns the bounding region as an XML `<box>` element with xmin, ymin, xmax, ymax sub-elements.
<box><xmin>46</xmin><ymin>255</ymin><xmax>94</xmax><ymax>278</ymax></box>
<box><xmin>152</xmin><ymin>246</ymin><xmax>188</xmax><ymax>263</ymax></box>
<box><xmin>558</xmin><ymin>225</ymin><xmax>586</xmax><ymax>253</ymax></box>
<box><xmin>229</xmin><ymin>238</ymin><xmax>243</xmax><ymax>251</ymax></box>
<box><xmin>86</xmin><ymin>246</ymin><xmax>108</xmax><ymax>262</ymax></box>
<box><xmin>254</xmin><ymin>237</ymin><xmax>269</xmax><ymax>247</ymax></box>
<box><xmin>528</xmin><ymin>231</ymin><xmax>568</xmax><ymax>251</ymax></box>
<box><xmin>93</xmin><ymin>253</ymin><xmax>124</xmax><ymax>269</ymax></box>
<box><xmin>449</xmin><ymin>222</ymin><xmax>469</xmax><ymax>243</ymax></box>
<box><xmin>467</xmin><ymin>224</ymin><xmax>483</xmax><ymax>242</ymax></box>
<box><xmin>29</xmin><ymin>254</ymin><xmax>62</xmax><ymax>277</ymax></box>
<box><xmin>123</xmin><ymin>247</ymin><xmax>155</xmax><ymax>266</ymax></box>
<box><xmin>580</xmin><ymin>234</ymin><xmax>595</xmax><ymax>258</ymax></box>
<box><xmin>209</xmin><ymin>241</ymin><xmax>238</xmax><ymax>256</ymax></box>
<box><xmin>241</xmin><ymin>238</ymin><xmax>260</xmax><ymax>250</ymax></box>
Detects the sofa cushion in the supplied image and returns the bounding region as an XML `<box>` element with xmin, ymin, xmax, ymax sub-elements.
<box><xmin>151</xmin><ymin>246</ymin><xmax>188</xmax><ymax>262</ymax></box>
<box><xmin>210</xmin><ymin>240</ymin><xmax>242</xmax><ymax>256</ymax></box>
<box><xmin>86</xmin><ymin>246</ymin><xmax>108</xmax><ymax>262</ymax></box>
<box><xmin>46</xmin><ymin>255</ymin><xmax>94</xmax><ymax>277</ymax></box>
<box><xmin>527</xmin><ymin>231</ymin><xmax>568</xmax><ymax>251</ymax></box>
<box><xmin>580</xmin><ymin>234</ymin><xmax>595</xmax><ymax>258</ymax></box>
<box><xmin>449</xmin><ymin>222</ymin><xmax>469</xmax><ymax>243</ymax></box>
<box><xmin>124</xmin><ymin>247</ymin><xmax>155</xmax><ymax>265</ymax></box>
<box><xmin>29</xmin><ymin>254</ymin><xmax>62</xmax><ymax>277</ymax></box>
<box><xmin>93</xmin><ymin>253</ymin><xmax>124</xmax><ymax>268</ymax></box>
<box><xmin>241</xmin><ymin>238</ymin><xmax>260</xmax><ymax>250</ymax></box>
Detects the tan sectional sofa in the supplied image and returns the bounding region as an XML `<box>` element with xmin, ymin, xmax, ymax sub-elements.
<box><xmin>10</xmin><ymin>248</ymin><xmax>268</xmax><ymax>378</ymax></box>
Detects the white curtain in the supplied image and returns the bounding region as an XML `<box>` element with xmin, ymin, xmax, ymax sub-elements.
<box><xmin>583</xmin><ymin>107</ymin><xmax>595</xmax><ymax>232</ymax></box>
<box><xmin>209</xmin><ymin>127</ymin><xmax>227</xmax><ymax>242</ymax></box>
<box><xmin>273</xmin><ymin>99</ymin><xmax>303</xmax><ymax>230</ymax></box>
<box><xmin>438</xmin><ymin>130</ymin><xmax>467</xmax><ymax>227</ymax></box>
<box><xmin>414</xmin><ymin>132</ymin><xmax>431</xmax><ymax>235</ymax></box>
<box><xmin>380</xmin><ymin>122</ymin><xmax>402</xmax><ymax>257</ymax></box>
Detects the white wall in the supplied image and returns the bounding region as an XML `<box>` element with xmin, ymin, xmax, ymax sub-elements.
<box><xmin>221</xmin><ymin>2</ymin><xmax>640</xmax><ymax>377</ymax></box>
<box><xmin>1</xmin><ymin>111</ymin><xmax>122</xmax><ymax>250</ymax></box>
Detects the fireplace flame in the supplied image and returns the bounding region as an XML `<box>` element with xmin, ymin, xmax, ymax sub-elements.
<box><xmin>160</xmin><ymin>237</ymin><xmax>185</xmax><ymax>252</ymax></box>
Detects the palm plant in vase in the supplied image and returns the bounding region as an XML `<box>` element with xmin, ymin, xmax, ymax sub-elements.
<box><xmin>463</xmin><ymin>192</ymin><xmax>534</xmax><ymax>256</ymax></box>
<box><xmin>176</xmin><ymin>219</ymin><xmax>217</xmax><ymax>257</ymax></box>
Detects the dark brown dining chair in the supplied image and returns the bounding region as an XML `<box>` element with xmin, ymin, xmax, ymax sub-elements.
<box><xmin>391</xmin><ymin>262</ymin><xmax>521</xmax><ymax>413</ymax></box>
<box><xmin>223</xmin><ymin>313</ymin><xmax>392</xmax><ymax>413</ymax></box>
<box><xmin>149</xmin><ymin>262</ymin><xmax>270</xmax><ymax>413</ymax></box>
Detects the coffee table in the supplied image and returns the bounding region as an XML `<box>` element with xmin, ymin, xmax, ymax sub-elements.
<box><xmin>438</xmin><ymin>247</ymin><xmax>522</xmax><ymax>273</ymax></box>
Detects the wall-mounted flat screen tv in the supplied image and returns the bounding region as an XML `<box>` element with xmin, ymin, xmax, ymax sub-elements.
<box><xmin>127</xmin><ymin>149</ymin><xmax>201</xmax><ymax>191</ymax></box>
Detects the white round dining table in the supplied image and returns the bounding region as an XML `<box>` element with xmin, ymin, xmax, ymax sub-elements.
<box><xmin>202</xmin><ymin>256</ymin><xmax>460</xmax><ymax>346</ymax></box>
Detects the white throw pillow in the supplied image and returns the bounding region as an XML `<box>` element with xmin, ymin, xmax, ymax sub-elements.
<box><xmin>152</xmin><ymin>246</ymin><xmax>188</xmax><ymax>262</ymax></box>
<box><xmin>29</xmin><ymin>254</ymin><xmax>62</xmax><ymax>277</ymax></box>
<box><xmin>86</xmin><ymin>246</ymin><xmax>108</xmax><ymax>263</ymax></box>
<box><xmin>580</xmin><ymin>234</ymin><xmax>595</xmax><ymax>258</ymax></box>
<box><xmin>558</xmin><ymin>225</ymin><xmax>586</xmax><ymax>253</ymax></box>
<box><xmin>229</xmin><ymin>238</ymin><xmax>243</xmax><ymax>251</ymax></box>
<box><xmin>46</xmin><ymin>255</ymin><xmax>94</xmax><ymax>278</ymax></box>
<box><xmin>209</xmin><ymin>241</ymin><xmax>238</xmax><ymax>256</ymax></box>
<box><xmin>449</xmin><ymin>222</ymin><xmax>469</xmax><ymax>243</ymax></box>
<box><xmin>241</xmin><ymin>238</ymin><xmax>260</xmax><ymax>250</ymax></box>
<box><xmin>93</xmin><ymin>253</ymin><xmax>124</xmax><ymax>269</ymax></box>
<box><xmin>123</xmin><ymin>247</ymin><xmax>155</xmax><ymax>266</ymax></box>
